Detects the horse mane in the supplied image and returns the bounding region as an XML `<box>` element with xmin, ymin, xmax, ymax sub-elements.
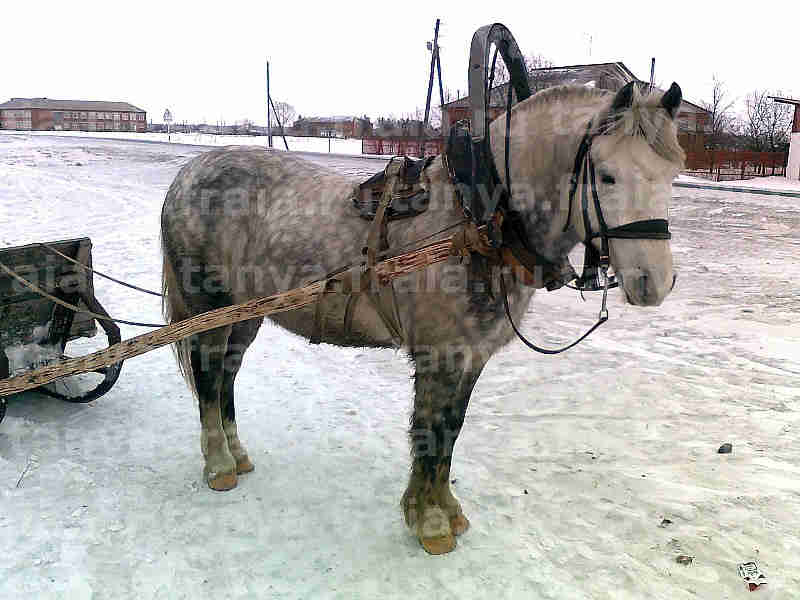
<box><xmin>514</xmin><ymin>84</ymin><xmax>686</xmax><ymax>167</ymax></box>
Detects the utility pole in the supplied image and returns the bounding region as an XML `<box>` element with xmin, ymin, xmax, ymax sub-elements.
<box><xmin>267</xmin><ymin>60</ymin><xmax>273</xmax><ymax>148</ymax></box>
<box><xmin>421</xmin><ymin>18</ymin><xmax>441</xmax><ymax>158</ymax></box>
<box><xmin>649</xmin><ymin>58</ymin><xmax>656</xmax><ymax>91</ymax></box>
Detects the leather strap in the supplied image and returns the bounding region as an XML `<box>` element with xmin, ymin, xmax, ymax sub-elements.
<box><xmin>362</xmin><ymin>158</ymin><xmax>406</xmax><ymax>346</ymax></box>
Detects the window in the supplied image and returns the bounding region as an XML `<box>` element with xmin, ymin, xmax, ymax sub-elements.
<box><xmin>121</xmin><ymin>112</ymin><xmax>128</xmax><ymax>120</ymax></box>
<box><xmin>80</xmin><ymin>112</ymin><xmax>87</xmax><ymax>119</ymax></box>
<box><xmin>113</xmin><ymin>112</ymin><xmax>120</xmax><ymax>120</ymax></box>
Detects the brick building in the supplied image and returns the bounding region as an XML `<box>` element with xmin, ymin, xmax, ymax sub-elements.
<box><xmin>0</xmin><ymin>98</ymin><xmax>147</xmax><ymax>132</ymax></box>
<box><xmin>292</xmin><ymin>115</ymin><xmax>371</xmax><ymax>138</ymax></box>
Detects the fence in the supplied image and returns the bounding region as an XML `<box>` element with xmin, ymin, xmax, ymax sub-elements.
<box><xmin>684</xmin><ymin>150</ymin><xmax>788</xmax><ymax>181</ymax></box>
<box><xmin>362</xmin><ymin>137</ymin><xmax>444</xmax><ymax>158</ymax></box>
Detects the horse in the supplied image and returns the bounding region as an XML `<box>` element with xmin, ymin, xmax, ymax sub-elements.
<box><xmin>160</xmin><ymin>81</ymin><xmax>685</xmax><ymax>554</ymax></box>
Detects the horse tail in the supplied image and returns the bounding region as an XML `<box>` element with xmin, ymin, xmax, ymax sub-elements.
<box><xmin>161</xmin><ymin>229</ymin><xmax>197</xmax><ymax>397</ymax></box>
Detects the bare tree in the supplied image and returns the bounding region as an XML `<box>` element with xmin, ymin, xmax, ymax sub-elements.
<box><xmin>525</xmin><ymin>53</ymin><xmax>555</xmax><ymax>93</ymax></box>
<box><xmin>270</xmin><ymin>101</ymin><xmax>296</xmax><ymax>129</ymax></box>
<box><xmin>700</xmin><ymin>75</ymin><xmax>736</xmax><ymax>149</ymax></box>
<box><xmin>488</xmin><ymin>50</ymin><xmax>553</xmax><ymax>87</ymax></box>
<box><xmin>740</xmin><ymin>90</ymin><xmax>793</xmax><ymax>152</ymax></box>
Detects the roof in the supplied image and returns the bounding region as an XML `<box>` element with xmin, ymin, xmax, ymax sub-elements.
<box><xmin>297</xmin><ymin>115</ymin><xmax>357</xmax><ymax>124</ymax></box>
<box><xmin>442</xmin><ymin>62</ymin><xmax>638</xmax><ymax>108</ymax></box>
<box><xmin>526</xmin><ymin>61</ymin><xmax>639</xmax><ymax>85</ymax></box>
<box><xmin>0</xmin><ymin>98</ymin><xmax>146</xmax><ymax>112</ymax></box>
<box><xmin>442</xmin><ymin>61</ymin><xmax>709</xmax><ymax>114</ymax></box>
<box><xmin>769</xmin><ymin>96</ymin><xmax>800</xmax><ymax>106</ymax></box>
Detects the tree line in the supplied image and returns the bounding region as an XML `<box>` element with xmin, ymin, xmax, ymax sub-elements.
<box><xmin>701</xmin><ymin>76</ymin><xmax>793</xmax><ymax>153</ymax></box>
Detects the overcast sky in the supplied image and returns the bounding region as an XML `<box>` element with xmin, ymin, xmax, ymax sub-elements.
<box><xmin>2</xmin><ymin>1</ymin><xmax>796</xmax><ymax>125</ymax></box>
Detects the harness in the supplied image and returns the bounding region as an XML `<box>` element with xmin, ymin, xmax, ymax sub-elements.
<box><xmin>328</xmin><ymin>23</ymin><xmax>673</xmax><ymax>353</ymax></box>
<box><xmin>445</xmin><ymin>23</ymin><xmax>673</xmax><ymax>354</ymax></box>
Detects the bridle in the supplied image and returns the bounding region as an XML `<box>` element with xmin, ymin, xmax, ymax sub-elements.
<box><xmin>498</xmin><ymin>117</ymin><xmax>673</xmax><ymax>354</ymax></box>
<box><xmin>566</xmin><ymin>119</ymin><xmax>672</xmax><ymax>296</ymax></box>
<box><xmin>452</xmin><ymin>23</ymin><xmax>673</xmax><ymax>354</ymax></box>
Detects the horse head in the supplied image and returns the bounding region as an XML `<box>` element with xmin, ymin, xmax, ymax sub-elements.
<box><xmin>573</xmin><ymin>81</ymin><xmax>685</xmax><ymax>306</ymax></box>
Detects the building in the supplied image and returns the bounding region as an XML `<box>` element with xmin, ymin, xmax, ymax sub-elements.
<box><xmin>0</xmin><ymin>98</ymin><xmax>147</xmax><ymax>132</ymax></box>
<box><xmin>292</xmin><ymin>115</ymin><xmax>371</xmax><ymax>138</ymax></box>
<box><xmin>769</xmin><ymin>96</ymin><xmax>800</xmax><ymax>180</ymax></box>
<box><xmin>441</xmin><ymin>62</ymin><xmax>711</xmax><ymax>153</ymax></box>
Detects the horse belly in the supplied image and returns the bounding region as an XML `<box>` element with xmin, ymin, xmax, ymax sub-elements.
<box><xmin>268</xmin><ymin>291</ymin><xmax>397</xmax><ymax>348</ymax></box>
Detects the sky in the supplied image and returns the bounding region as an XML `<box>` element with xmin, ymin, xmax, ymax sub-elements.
<box><xmin>1</xmin><ymin>0</ymin><xmax>797</xmax><ymax>125</ymax></box>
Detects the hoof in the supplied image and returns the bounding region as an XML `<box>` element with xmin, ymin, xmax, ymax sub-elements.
<box><xmin>450</xmin><ymin>513</ymin><xmax>470</xmax><ymax>536</ymax></box>
<box><xmin>207</xmin><ymin>471</ymin><xmax>238</xmax><ymax>491</ymax></box>
<box><xmin>420</xmin><ymin>533</ymin><xmax>456</xmax><ymax>555</ymax></box>
<box><xmin>236</xmin><ymin>456</ymin><xmax>255</xmax><ymax>474</ymax></box>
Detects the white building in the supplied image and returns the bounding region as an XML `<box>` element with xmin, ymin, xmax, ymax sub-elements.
<box><xmin>770</xmin><ymin>97</ymin><xmax>800</xmax><ymax>180</ymax></box>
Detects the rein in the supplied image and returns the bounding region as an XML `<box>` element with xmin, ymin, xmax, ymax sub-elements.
<box><xmin>496</xmin><ymin>117</ymin><xmax>671</xmax><ymax>354</ymax></box>
<box><xmin>455</xmin><ymin>29</ymin><xmax>672</xmax><ymax>354</ymax></box>
<box><xmin>495</xmin><ymin>122</ymin><xmax>614</xmax><ymax>355</ymax></box>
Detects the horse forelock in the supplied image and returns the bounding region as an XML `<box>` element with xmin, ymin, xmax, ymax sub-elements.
<box><xmin>599</xmin><ymin>87</ymin><xmax>686</xmax><ymax>168</ymax></box>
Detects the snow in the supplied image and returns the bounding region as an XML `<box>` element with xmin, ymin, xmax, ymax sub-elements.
<box><xmin>0</xmin><ymin>129</ymin><xmax>368</xmax><ymax>157</ymax></box>
<box><xmin>677</xmin><ymin>173</ymin><xmax>800</xmax><ymax>193</ymax></box>
<box><xmin>3</xmin><ymin>324</ymin><xmax>61</xmax><ymax>377</ymax></box>
<box><xmin>1</xmin><ymin>132</ymin><xmax>799</xmax><ymax>598</ymax></box>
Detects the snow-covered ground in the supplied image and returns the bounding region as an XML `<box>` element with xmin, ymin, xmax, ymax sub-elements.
<box><xmin>1</xmin><ymin>133</ymin><xmax>799</xmax><ymax>599</ymax></box>
<box><xmin>0</xmin><ymin>129</ymin><xmax>367</xmax><ymax>156</ymax></box>
<box><xmin>677</xmin><ymin>173</ymin><xmax>800</xmax><ymax>193</ymax></box>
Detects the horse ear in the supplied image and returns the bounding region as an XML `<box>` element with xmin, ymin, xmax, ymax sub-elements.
<box><xmin>610</xmin><ymin>81</ymin><xmax>636</xmax><ymax>112</ymax></box>
<box><xmin>661</xmin><ymin>82</ymin><xmax>682</xmax><ymax>119</ymax></box>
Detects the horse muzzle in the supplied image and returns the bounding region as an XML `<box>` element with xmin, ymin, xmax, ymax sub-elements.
<box><xmin>620</xmin><ymin>270</ymin><xmax>676</xmax><ymax>306</ymax></box>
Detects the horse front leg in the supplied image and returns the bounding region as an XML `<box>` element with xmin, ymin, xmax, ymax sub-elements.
<box><xmin>403</xmin><ymin>346</ymin><xmax>486</xmax><ymax>554</ymax></box>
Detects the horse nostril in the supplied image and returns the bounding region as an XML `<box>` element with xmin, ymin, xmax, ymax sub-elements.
<box><xmin>671</xmin><ymin>273</ymin><xmax>677</xmax><ymax>291</ymax></box>
<box><xmin>640</xmin><ymin>272</ymin><xmax>649</xmax><ymax>301</ymax></box>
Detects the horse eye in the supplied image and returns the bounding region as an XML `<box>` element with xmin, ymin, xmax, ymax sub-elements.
<box><xmin>601</xmin><ymin>173</ymin><xmax>616</xmax><ymax>185</ymax></box>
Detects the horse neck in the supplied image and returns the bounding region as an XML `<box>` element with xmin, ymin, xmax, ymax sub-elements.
<box><xmin>490</xmin><ymin>93</ymin><xmax>605</xmax><ymax>250</ymax></box>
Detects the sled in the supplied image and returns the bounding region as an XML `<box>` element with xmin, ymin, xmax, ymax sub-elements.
<box><xmin>0</xmin><ymin>237</ymin><xmax>122</xmax><ymax>420</ymax></box>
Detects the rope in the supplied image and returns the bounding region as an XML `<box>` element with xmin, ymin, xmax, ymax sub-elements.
<box><xmin>0</xmin><ymin>260</ymin><xmax>165</xmax><ymax>328</ymax></box>
<box><xmin>0</xmin><ymin>230</ymin><xmax>475</xmax><ymax>397</ymax></box>
<box><xmin>377</xmin><ymin>219</ymin><xmax>467</xmax><ymax>259</ymax></box>
<box><xmin>40</xmin><ymin>243</ymin><xmax>163</xmax><ymax>297</ymax></box>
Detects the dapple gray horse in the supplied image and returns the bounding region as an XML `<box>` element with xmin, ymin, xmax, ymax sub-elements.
<box><xmin>161</xmin><ymin>82</ymin><xmax>684</xmax><ymax>554</ymax></box>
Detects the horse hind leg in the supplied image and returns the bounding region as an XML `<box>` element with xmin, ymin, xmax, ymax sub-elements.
<box><xmin>402</xmin><ymin>346</ymin><xmax>486</xmax><ymax>554</ymax></box>
<box><xmin>220</xmin><ymin>319</ymin><xmax>263</xmax><ymax>475</ymax></box>
<box><xmin>189</xmin><ymin>325</ymin><xmax>239</xmax><ymax>491</ymax></box>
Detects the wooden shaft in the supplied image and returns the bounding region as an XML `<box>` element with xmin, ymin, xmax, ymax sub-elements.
<box><xmin>0</xmin><ymin>234</ymin><xmax>463</xmax><ymax>397</ymax></box>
